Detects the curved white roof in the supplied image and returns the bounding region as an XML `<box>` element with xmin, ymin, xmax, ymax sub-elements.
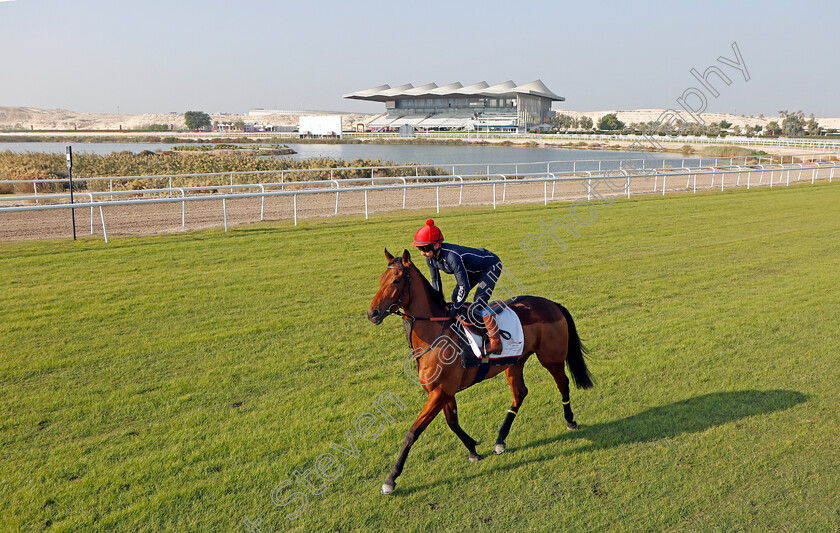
<box><xmin>428</xmin><ymin>82</ymin><xmax>464</xmax><ymax>95</ymax></box>
<box><xmin>403</xmin><ymin>83</ymin><xmax>439</xmax><ymax>96</ymax></box>
<box><xmin>482</xmin><ymin>80</ymin><xmax>518</xmax><ymax>95</ymax></box>
<box><xmin>344</xmin><ymin>80</ymin><xmax>564</xmax><ymax>102</ymax></box>
<box><xmin>453</xmin><ymin>81</ymin><xmax>490</xmax><ymax>95</ymax></box>
<box><xmin>511</xmin><ymin>79</ymin><xmax>564</xmax><ymax>100</ymax></box>
<box><xmin>378</xmin><ymin>83</ymin><xmax>415</xmax><ymax>97</ymax></box>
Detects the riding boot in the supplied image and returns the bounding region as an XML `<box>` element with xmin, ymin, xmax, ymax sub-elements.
<box><xmin>482</xmin><ymin>314</ymin><xmax>503</xmax><ymax>355</ymax></box>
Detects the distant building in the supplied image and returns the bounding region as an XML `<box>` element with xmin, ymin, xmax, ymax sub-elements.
<box><xmin>299</xmin><ymin>116</ymin><xmax>342</xmax><ymax>139</ymax></box>
<box><xmin>344</xmin><ymin>80</ymin><xmax>564</xmax><ymax>133</ymax></box>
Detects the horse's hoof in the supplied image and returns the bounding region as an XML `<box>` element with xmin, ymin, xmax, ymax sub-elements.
<box><xmin>469</xmin><ymin>453</ymin><xmax>482</xmax><ymax>462</ymax></box>
<box><xmin>566</xmin><ymin>421</ymin><xmax>579</xmax><ymax>430</ymax></box>
<box><xmin>380</xmin><ymin>483</ymin><xmax>395</xmax><ymax>495</ymax></box>
<box><xmin>494</xmin><ymin>443</ymin><xmax>506</xmax><ymax>454</ymax></box>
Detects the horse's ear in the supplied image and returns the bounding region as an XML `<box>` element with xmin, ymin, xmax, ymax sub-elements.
<box><xmin>402</xmin><ymin>249</ymin><xmax>412</xmax><ymax>266</ymax></box>
<box><xmin>385</xmin><ymin>248</ymin><xmax>394</xmax><ymax>262</ymax></box>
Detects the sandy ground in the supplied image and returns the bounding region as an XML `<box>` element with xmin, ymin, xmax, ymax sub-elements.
<box><xmin>2</xmin><ymin>106</ymin><xmax>838</xmax><ymax>132</ymax></box>
<box><xmin>553</xmin><ymin>109</ymin><xmax>840</xmax><ymax>131</ymax></box>
<box><xmin>0</xmin><ymin>107</ymin><xmax>374</xmax><ymax>131</ymax></box>
<box><xmin>2</xmin><ymin>166</ymin><xmax>835</xmax><ymax>242</ymax></box>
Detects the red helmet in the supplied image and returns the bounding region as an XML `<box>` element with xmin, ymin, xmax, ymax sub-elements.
<box><xmin>412</xmin><ymin>219</ymin><xmax>443</xmax><ymax>246</ymax></box>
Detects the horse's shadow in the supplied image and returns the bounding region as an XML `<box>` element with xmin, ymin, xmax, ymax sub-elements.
<box><xmin>522</xmin><ymin>389</ymin><xmax>806</xmax><ymax>453</ymax></box>
<box><xmin>396</xmin><ymin>389</ymin><xmax>806</xmax><ymax>495</ymax></box>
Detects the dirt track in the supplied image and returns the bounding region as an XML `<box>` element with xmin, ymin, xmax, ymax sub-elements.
<box><xmin>1</xmin><ymin>168</ymin><xmax>835</xmax><ymax>242</ymax></box>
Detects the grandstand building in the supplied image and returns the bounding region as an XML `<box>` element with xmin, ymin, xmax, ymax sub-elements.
<box><xmin>343</xmin><ymin>80</ymin><xmax>564</xmax><ymax>133</ymax></box>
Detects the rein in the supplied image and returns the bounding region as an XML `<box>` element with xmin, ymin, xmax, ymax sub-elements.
<box><xmin>386</xmin><ymin>264</ymin><xmax>450</xmax><ymax>323</ymax></box>
<box><xmin>386</xmin><ymin>263</ymin><xmax>453</xmax><ymax>360</ymax></box>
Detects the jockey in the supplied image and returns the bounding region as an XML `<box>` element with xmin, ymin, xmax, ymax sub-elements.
<box><xmin>412</xmin><ymin>219</ymin><xmax>503</xmax><ymax>355</ymax></box>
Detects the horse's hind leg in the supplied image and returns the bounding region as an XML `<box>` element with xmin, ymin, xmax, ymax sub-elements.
<box><xmin>494</xmin><ymin>361</ymin><xmax>529</xmax><ymax>454</ymax></box>
<box><xmin>443</xmin><ymin>398</ymin><xmax>481</xmax><ymax>462</ymax></box>
<box><xmin>541</xmin><ymin>360</ymin><xmax>579</xmax><ymax>430</ymax></box>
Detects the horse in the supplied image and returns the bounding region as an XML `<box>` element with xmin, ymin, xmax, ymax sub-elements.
<box><xmin>367</xmin><ymin>248</ymin><xmax>593</xmax><ymax>495</ymax></box>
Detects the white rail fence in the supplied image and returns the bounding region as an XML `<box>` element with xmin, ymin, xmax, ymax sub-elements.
<box><xmin>346</xmin><ymin>132</ymin><xmax>840</xmax><ymax>151</ymax></box>
<box><xmin>3</xmin><ymin>129</ymin><xmax>839</xmax><ymax>151</ymax></box>
<box><xmin>1</xmin><ymin>160</ymin><xmax>836</xmax><ymax>243</ymax></box>
<box><xmin>2</xmin><ymin>153</ymin><xmax>836</xmax><ymax>197</ymax></box>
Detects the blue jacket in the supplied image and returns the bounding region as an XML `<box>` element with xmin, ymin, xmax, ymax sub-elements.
<box><xmin>426</xmin><ymin>243</ymin><xmax>500</xmax><ymax>307</ymax></box>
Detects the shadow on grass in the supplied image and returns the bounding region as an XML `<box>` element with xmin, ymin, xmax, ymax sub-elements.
<box><xmin>394</xmin><ymin>389</ymin><xmax>806</xmax><ymax>496</ymax></box>
<box><xmin>522</xmin><ymin>389</ymin><xmax>807</xmax><ymax>453</ymax></box>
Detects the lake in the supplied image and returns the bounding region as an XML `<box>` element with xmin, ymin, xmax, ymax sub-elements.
<box><xmin>0</xmin><ymin>141</ymin><xmax>712</xmax><ymax>174</ymax></box>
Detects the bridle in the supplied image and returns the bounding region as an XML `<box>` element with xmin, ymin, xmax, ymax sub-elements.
<box><xmin>385</xmin><ymin>264</ymin><xmax>411</xmax><ymax>317</ymax></box>
<box><xmin>384</xmin><ymin>263</ymin><xmax>450</xmax><ymax>323</ymax></box>
<box><xmin>383</xmin><ymin>262</ymin><xmax>455</xmax><ymax>361</ymax></box>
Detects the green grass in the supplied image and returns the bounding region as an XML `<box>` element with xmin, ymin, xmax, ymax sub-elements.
<box><xmin>2</xmin><ymin>183</ymin><xmax>839</xmax><ymax>532</ymax></box>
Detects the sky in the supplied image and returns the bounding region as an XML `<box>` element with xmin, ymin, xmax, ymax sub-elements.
<box><xmin>1</xmin><ymin>0</ymin><xmax>839</xmax><ymax>117</ymax></box>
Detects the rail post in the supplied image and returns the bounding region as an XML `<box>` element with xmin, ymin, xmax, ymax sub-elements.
<box><xmin>66</xmin><ymin>146</ymin><xmax>76</xmax><ymax>240</ymax></box>
<box><xmin>179</xmin><ymin>188</ymin><xmax>186</xmax><ymax>227</ymax></box>
<box><xmin>223</xmin><ymin>198</ymin><xmax>228</xmax><ymax>232</ymax></box>
<box><xmin>621</xmin><ymin>170</ymin><xmax>630</xmax><ymax>199</ymax></box>
<box><xmin>88</xmin><ymin>193</ymin><xmax>94</xmax><ymax>234</ymax></box>
<box><xmin>99</xmin><ymin>206</ymin><xmax>108</xmax><ymax>243</ymax></box>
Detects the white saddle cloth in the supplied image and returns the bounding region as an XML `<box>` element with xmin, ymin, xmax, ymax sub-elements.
<box><xmin>464</xmin><ymin>306</ymin><xmax>524</xmax><ymax>359</ymax></box>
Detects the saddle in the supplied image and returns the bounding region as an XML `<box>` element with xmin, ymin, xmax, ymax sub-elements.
<box><xmin>453</xmin><ymin>301</ymin><xmax>524</xmax><ymax>370</ymax></box>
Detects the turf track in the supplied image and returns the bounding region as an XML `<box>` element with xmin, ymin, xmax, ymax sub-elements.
<box><xmin>1</xmin><ymin>182</ymin><xmax>838</xmax><ymax>532</ymax></box>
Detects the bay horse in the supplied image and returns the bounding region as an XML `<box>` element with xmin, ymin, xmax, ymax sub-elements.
<box><xmin>367</xmin><ymin>249</ymin><xmax>593</xmax><ymax>495</ymax></box>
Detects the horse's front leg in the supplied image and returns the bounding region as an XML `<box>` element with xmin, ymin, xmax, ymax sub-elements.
<box><xmin>443</xmin><ymin>398</ymin><xmax>481</xmax><ymax>462</ymax></box>
<box><xmin>381</xmin><ymin>387</ymin><xmax>449</xmax><ymax>495</ymax></box>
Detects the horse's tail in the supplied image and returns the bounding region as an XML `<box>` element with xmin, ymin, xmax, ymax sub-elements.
<box><xmin>555</xmin><ymin>303</ymin><xmax>594</xmax><ymax>389</ymax></box>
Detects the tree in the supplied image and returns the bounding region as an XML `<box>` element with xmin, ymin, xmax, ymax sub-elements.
<box><xmin>184</xmin><ymin>111</ymin><xmax>212</xmax><ymax>131</ymax></box>
<box><xmin>765</xmin><ymin>120</ymin><xmax>781</xmax><ymax>136</ymax></box>
<box><xmin>719</xmin><ymin>119</ymin><xmax>732</xmax><ymax>130</ymax></box>
<box><xmin>549</xmin><ymin>113</ymin><xmax>577</xmax><ymax>130</ymax></box>
<box><xmin>779</xmin><ymin>110</ymin><xmax>805</xmax><ymax>137</ymax></box>
<box><xmin>598</xmin><ymin>113</ymin><xmax>624</xmax><ymax>131</ymax></box>
<box><xmin>732</xmin><ymin>125</ymin><xmax>742</xmax><ymax>136</ymax></box>
<box><xmin>806</xmin><ymin>114</ymin><xmax>821</xmax><ymax>136</ymax></box>
<box><xmin>578</xmin><ymin>116</ymin><xmax>594</xmax><ymax>130</ymax></box>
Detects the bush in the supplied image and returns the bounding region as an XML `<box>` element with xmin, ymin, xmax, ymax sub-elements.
<box><xmin>0</xmin><ymin>151</ymin><xmax>449</xmax><ymax>191</ymax></box>
<box><xmin>598</xmin><ymin>113</ymin><xmax>624</xmax><ymax>131</ymax></box>
<box><xmin>137</xmin><ymin>124</ymin><xmax>170</xmax><ymax>132</ymax></box>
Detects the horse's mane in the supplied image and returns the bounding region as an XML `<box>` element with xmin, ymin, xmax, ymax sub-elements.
<box><xmin>389</xmin><ymin>256</ymin><xmax>448</xmax><ymax>310</ymax></box>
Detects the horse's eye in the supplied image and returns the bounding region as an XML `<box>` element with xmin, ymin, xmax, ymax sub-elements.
<box><xmin>392</xmin><ymin>277</ymin><xmax>401</xmax><ymax>285</ymax></box>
